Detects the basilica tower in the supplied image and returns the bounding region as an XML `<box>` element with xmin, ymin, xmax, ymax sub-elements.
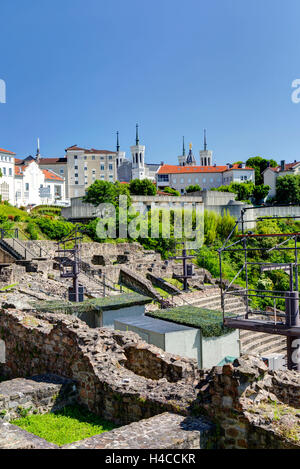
<box><xmin>131</xmin><ymin>124</ymin><xmax>146</xmax><ymax>180</ymax></box>
<box><xmin>199</xmin><ymin>129</ymin><xmax>213</xmax><ymax>166</ymax></box>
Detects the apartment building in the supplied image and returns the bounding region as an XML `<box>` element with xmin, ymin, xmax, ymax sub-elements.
<box><xmin>65</xmin><ymin>145</ymin><xmax>118</xmax><ymax>198</ymax></box>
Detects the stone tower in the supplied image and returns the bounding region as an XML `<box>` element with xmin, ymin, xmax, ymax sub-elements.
<box><xmin>199</xmin><ymin>129</ymin><xmax>213</xmax><ymax>166</ymax></box>
<box><xmin>131</xmin><ymin>124</ymin><xmax>146</xmax><ymax>180</ymax></box>
<box><xmin>178</xmin><ymin>137</ymin><xmax>187</xmax><ymax>166</ymax></box>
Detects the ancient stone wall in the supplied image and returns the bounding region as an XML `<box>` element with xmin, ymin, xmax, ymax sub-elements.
<box><xmin>194</xmin><ymin>356</ymin><xmax>300</xmax><ymax>449</ymax></box>
<box><xmin>0</xmin><ymin>374</ymin><xmax>78</xmax><ymax>421</ymax></box>
<box><xmin>0</xmin><ymin>309</ymin><xmax>299</xmax><ymax>449</ymax></box>
<box><xmin>0</xmin><ymin>309</ymin><xmax>199</xmax><ymax>425</ymax></box>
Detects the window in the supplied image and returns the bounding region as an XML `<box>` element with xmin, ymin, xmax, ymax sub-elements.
<box><xmin>109</xmin><ymin>175</ymin><xmax>113</xmax><ymax>180</ymax></box>
<box><xmin>74</xmin><ymin>155</ymin><xmax>78</xmax><ymax>160</ymax></box>
<box><xmin>75</xmin><ymin>173</ymin><xmax>78</xmax><ymax>177</ymax></box>
<box><xmin>195</xmin><ymin>178</ymin><xmax>199</xmax><ymax>183</ymax></box>
<box><xmin>9</xmin><ymin>168</ymin><xmax>12</xmax><ymax>176</ymax></box>
<box><xmin>25</xmin><ymin>183</ymin><xmax>29</xmax><ymax>191</ymax></box>
<box><xmin>84</xmin><ymin>167</ymin><xmax>87</xmax><ymax>171</ymax></box>
<box><xmin>84</xmin><ymin>156</ymin><xmax>87</xmax><ymax>160</ymax></box>
<box><xmin>60</xmin><ymin>169</ymin><xmax>64</xmax><ymax>174</ymax></box>
<box><xmin>74</xmin><ymin>166</ymin><xmax>78</xmax><ymax>170</ymax></box>
<box><xmin>210</xmin><ymin>178</ymin><xmax>213</xmax><ymax>183</ymax></box>
<box><xmin>109</xmin><ymin>164</ymin><xmax>113</xmax><ymax>171</ymax></box>
<box><xmin>101</xmin><ymin>156</ymin><xmax>104</xmax><ymax>160</ymax></box>
<box><xmin>157</xmin><ymin>174</ymin><xmax>169</xmax><ymax>182</ymax></box>
<box><xmin>101</xmin><ymin>165</ymin><xmax>105</xmax><ymax>171</ymax></box>
<box><xmin>92</xmin><ymin>155</ymin><xmax>95</xmax><ymax>160</ymax></box>
<box><xmin>109</xmin><ymin>155</ymin><xmax>112</xmax><ymax>160</ymax></box>
<box><xmin>2</xmin><ymin>168</ymin><xmax>6</xmax><ymax>175</ymax></box>
<box><xmin>188</xmin><ymin>178</ymin><xmax>191</xmax><ymax>183</ymax></box>
<box><xmin>180</xmin><ymin>177</ymin><xmax>184</xmax><ymax>183</ymax></box>
<box><xmin>101</xmin><ymin>175</ymin><xmax>104</xmax><ymax>179</ymax></box>
<box><xmin>75</xmin><ymin>181</ymin><xmax>79</xmax><ymax>185</ymax></box>
<box><xmin>203</xmin><ymin>178</ymin><xmax>206</xmax><ymax>183</ymax></box>
<box><xmin>173</xmin><ymin>177</ymin><xmax>177</xmax><ymax>183</ymax></box>
<box><xmin>92</xmin><ymin>169</ymin><xmax>96</xmax><ymax>174</ymax></box>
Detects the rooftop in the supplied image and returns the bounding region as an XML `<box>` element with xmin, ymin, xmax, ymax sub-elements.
<box><xmin>147</xmin><ymin>305</ymin><xmax>233</xmax><ymax>337</ymax></box>
<box><xmin>0</xmin><ymin>148</ymin><xmax>16</xmax><ymax>155</ymax></box>
<box><xmin>157</xmin><ymin>163</ymin><xmax>253</xmax><ymax>175</ymax></box>
<box><xmin>65</xmin><ymin>145</ymin><xmax>117</xmax><ymax>155</ymax></box>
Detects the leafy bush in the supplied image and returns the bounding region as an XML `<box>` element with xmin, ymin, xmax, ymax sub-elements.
<box><xmin>163</xmin><ymin>187</ymin><xmax>180</xmax><ymax>196</ymax></box>
<box><xmin>26</xmin><ymin>222</ymin><xmax>39</xmax><ymax>240</ymax></box>
<box><xmin>186</xmin><ymin>184</ymin><xmax>202</xmax><ymax>193</ymax></box>
<box><xmin>34</xmin><ymin>217</ymin><xmax>73</xmax><ymax>240</ymax></box>
<box><xmin>129</xmin><ymin>179</ymin><xmax>157</xmax><ymax>195</ymax></box>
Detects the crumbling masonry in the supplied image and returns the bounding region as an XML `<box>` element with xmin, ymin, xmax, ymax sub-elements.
<box><xmin>0</xmin><ymin>309</ymin><xmax>299</xmax><ymax>449</ymax></box>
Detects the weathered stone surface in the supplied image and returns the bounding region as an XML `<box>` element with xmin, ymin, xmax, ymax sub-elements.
<box><xmin>62</xmin><ymin>413</ymin><xmax>215</xmax><ymax>449</ymax></box>
<box><xmin>0</xmin><ymin>309</ymin><xmax>200</xmax><ymax>425</ymax></box>
<box><xmin>0</xmin><ymin>422</ymin><xmax>58</xmax><ymax>449</ymax></box>
<box><xmin>0</xmin><ymin>374</ymin><xmax>78</xmax><ymax>421</ymax></box>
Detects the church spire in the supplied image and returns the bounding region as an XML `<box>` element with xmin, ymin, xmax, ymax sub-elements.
<box><xmin>182</xmin><ymin>136</ymin><xmax>186</xmax><ymax>156</ymax></box>
<box><xmin>204</xmin><ymin>129</ymin><xmax>207</xmax><ymax>151</ymax></box>
<box><xmin>136</xmin><ymin>123</ymin><xmax>139</xmax><ymax>145</ymax></box>
<box><xmin>116</xmin><ymin>131</ymin><xmax>120</xmax><ymax>152</ymax></box>
<box><xmin>36</xmin><ymin>137</ymin><xmax>40</xmax><ymax>162</ymax></box>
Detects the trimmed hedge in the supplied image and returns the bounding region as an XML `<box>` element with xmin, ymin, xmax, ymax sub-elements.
<box><xmin>147</xmin><ymin>305</ymin><xmax>233</xmax><ymax>338</ymax></box>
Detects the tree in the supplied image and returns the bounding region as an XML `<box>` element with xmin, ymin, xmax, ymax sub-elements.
<box><xmin>186</xmin><ymin>184</ymin><xmax>202</xmax><ymax>193</ymax></box>
<box><xmin>129</xmin><ymin>179</ymin><xmax>157</xmax><ymax>196</ymax></box>
<box><xmin>246</xmin><ymin>156</ymin><xmax>277</xmax><ymax>186</ymax></box>
<box><xmin>83</xmin><ymin>180</ymin><xmax>131</xmax><ymax>207</ymax></box>
<box><xmin>276</xmin><ymin>174</ymin><xmax>300</xmax><ymax>204</ymax></box>
<box><xmin>163</xmin><ymin>187</ymin><xmax>180</xmax><ymax>196</ymax></box>
<box><xmin>252</xmin><ymin>184</ymin><xmax>270</xmax><ymax>204</ymax></box>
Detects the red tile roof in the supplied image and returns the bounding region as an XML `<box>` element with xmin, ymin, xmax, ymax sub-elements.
<box><xmin>65</xmin><ymin>145</ymin><xmax>117</xmax><ymax>155</ymax></box>
<box><xmin>225</xmin><ymin>164</ymin><xmax>253</xmax><ymax>171</ymax></box>
<box><xmin>39</xmin><ymin>158</ymin><xmax>67</xmax><ymax>164</ymax></box>
<box><xmin>42</xmin><ymin>169</ymin><xmax>64</xmax><ymax>181</ymax></box>
<box><xmin>268</xmin><ymin>162</ymin><xmax>300</xmax><ymax>173</ymax></box>
<box><xmin>157</xmin><ymin>164</ymin><xmax>253</xmax><ymax>175</ymax></box>
<box><xmin>0</xmin><ymin>148</ymin><xmax>16</xmax><ymax>155</ymax></box>
<box><xmin>14</xmin><ymin>163</ymin><xmax>63</xmax><ymax>181</ymax></box>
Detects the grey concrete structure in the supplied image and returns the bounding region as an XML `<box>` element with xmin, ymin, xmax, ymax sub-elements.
<box><xmin>115</xmin><ymin>315</ymin><xmax>240</xmax><ymax>368</ymax></box>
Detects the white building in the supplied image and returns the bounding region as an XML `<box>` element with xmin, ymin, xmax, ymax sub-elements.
<box><xmin>14</xmin><ymin>159</ymin><xmax>65</xmax><ymax>207</ymax></box>
<box><xmin>263</xmin><ymin>160</ymin><xmax>300</xmax><ymax>198</ymax></box>
<box><xmin>0</xmin><ymin>147</ymin><xmax>16</xmax><ymax>204</ymax></box>
<box><xmin>118</xmin><ymin>125</ymin><xmax>160</xmax><ymax>182</ymax></box>
<box><xmin>157</xmin><ymin>135</ymin><xmax>255</xmax><ymax>193</ymax></box>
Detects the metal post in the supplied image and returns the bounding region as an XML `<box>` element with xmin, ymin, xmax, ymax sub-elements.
<box><xmin>285</xmin><ymin>291</ymin><xmax>300</xmax><ymax>371</ymax></box>
<box><xmin>182</xmin><ymin>247</ymin><xmax>188</xmax><ymax>291</ymax></box>
<box><xmin>295</xmin><ymin>236</ymin><xmax>299</xmax><ymax>291</ymax></box>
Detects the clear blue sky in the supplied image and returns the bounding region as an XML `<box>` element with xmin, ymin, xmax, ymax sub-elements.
<box><xmin>1</xmin><ymin>0</ymin><xmax>300</xmax><ymax>165</ymax></box>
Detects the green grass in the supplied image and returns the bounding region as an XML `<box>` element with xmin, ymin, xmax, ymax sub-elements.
<box><xmin>163</xmin><ymin>277</ymin><xmax>183</xmax><ymax>289</ymax></box>
<box><xmin>11</xmin><ymin>405</ymin><xmax>117</xmax><ymax>446</ymax></box>
<box><xmin>0</xmin><ymin>204</ymin><xmax>28</xmax><ymax>220</ymax></box>
<box><xmin>0</xmin><ymin>283</ymin><xmax>18</xmax><ymax>292</ymax></box>
<box><xmin>147</xmin><ymin>305</ymin><xmax>234</xmax><ymax>338</ymax></box>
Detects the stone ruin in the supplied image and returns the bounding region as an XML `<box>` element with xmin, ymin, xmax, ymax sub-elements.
<box><xmin>0</xmin><ymin>308</ymin><xmax>299</xmax><ymax>449</ymax></box>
